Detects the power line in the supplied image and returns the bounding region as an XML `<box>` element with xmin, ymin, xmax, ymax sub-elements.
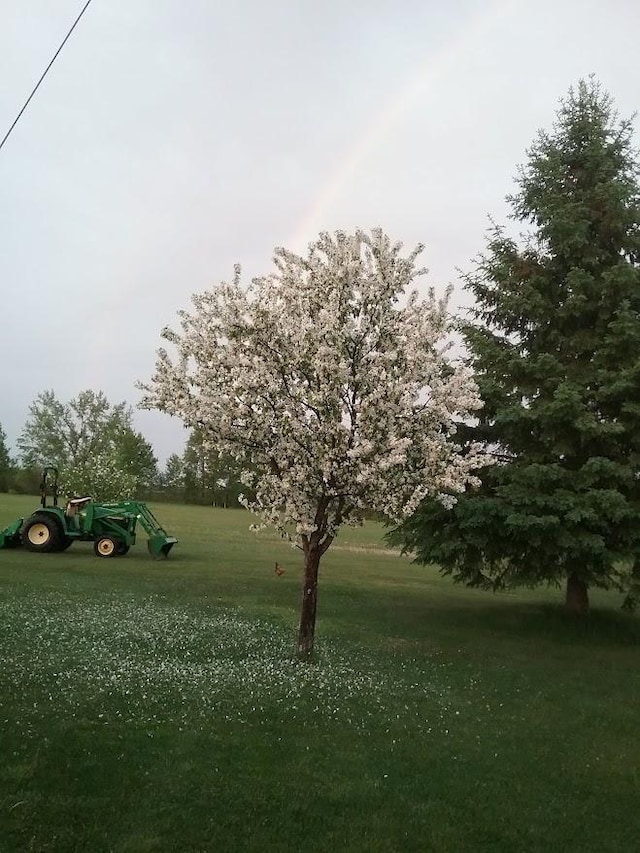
<box><xmin>0</xmin><ymin>0</ymin><xmax>95</xmax><ymax>153</ymax></box>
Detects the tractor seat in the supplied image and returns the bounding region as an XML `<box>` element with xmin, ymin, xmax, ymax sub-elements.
<box><xmin>66</xmin><ymin>497</ymin><xmax>92</xmax><ymax>516</ymax></box>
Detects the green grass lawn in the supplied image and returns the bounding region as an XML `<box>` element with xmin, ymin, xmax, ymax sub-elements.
<box><xmin>1</xmin><ymin>494</ymin><xmax>639</xmax><ymax>852</ymax></box>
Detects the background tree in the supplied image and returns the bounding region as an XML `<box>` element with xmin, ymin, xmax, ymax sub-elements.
<box><xmin>0</xmin><ymin>423</ymin><xmax>14</xmax><ymax>492</ymax></box>
<box><xmin>141</xmin><ymin>229</ymin><xmax>484</xmax><ymax>657</ymax></box>
<box><xmin>62</xmin><ymin>449</ymin><xmax>138</xmax><ymax>501</ymax></box>
<box><xmin>18</xmin><ymin>390</ymin><xmax>123</xmax><ymax>469</ymax></box>
<box><xmin>390</xmin><ymin>80</ymin><xmax>640</xmax><ymax>615</ymax></box>
<box><xmin>115</xmin><ymin>427</ymin><xmax>159</xmax><ymax>492</ymax></box>
<box><xmin>18</xmin><ymin>389</ymin><xmax>157</xmax><ymax>499</ymax></box>
<box><xmin>183</xmin><ymin>429</ymin><xmax>244</xmax><ymax>506</ymax></box>
<box><xmin>160</xmin><ymin>453</ymin><xmax>185</xmax><ymax>498</ymax></box>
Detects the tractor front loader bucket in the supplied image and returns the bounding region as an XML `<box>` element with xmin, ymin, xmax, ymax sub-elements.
<box><xmin>0</xmin><ymin>518</ymin><xmax>23</xmax><ymax>549</ymax></box>
<box><xmin>147</xmin><ymin>534</ymin><xmax>178</xmax><ymax>558</ymax></box>
<box><xmin>100</xmin><ymin>500</ymin><xmax>177</xmax><ymax>559</ymax></box>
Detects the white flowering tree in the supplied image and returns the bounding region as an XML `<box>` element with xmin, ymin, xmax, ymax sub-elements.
<box><xmin>62</xmin><ymin>449</ymin><xmax>138</xmax><ymax>502</ymax></box>
<box><xmin>140</xmin><ymin>229</ymin><xmax>484</xmax><ymax>658</ymax></box>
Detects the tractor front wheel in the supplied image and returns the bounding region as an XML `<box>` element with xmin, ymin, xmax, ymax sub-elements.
<box><xmin>22</xmin><ymin>515</ymin><xmax>62</xmax><ymax>553</ymax></box>
<box><xmin>115</xmin><ymin>542</ymin><xmax>130</xmax><ymax>556</ymax></box>
<box><xmin>94</xmin><ymin>537</ymin><xmax>119</xmax><ymax>558</ymax></box>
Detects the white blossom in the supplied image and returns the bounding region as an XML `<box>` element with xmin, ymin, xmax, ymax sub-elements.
<box><xmin>140</xmin><ymin>229</ymin><xmax>486</xmax><ymax>549</ymax></box>
<box><xmin>62</xmin><ymin>450</ymin><xmax>138</xmax><ymax>501</ymax></box>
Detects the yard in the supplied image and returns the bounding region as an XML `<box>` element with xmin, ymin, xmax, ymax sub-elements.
<box><xmin>0</xmin><ymin>495</ymin><xmax>638</xmax><ymax>851</ymax></box>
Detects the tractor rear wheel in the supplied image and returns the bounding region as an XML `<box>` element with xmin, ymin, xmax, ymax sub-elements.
<box><xmin>21</xmin><ymin>514</ymin><xmax>62</xmax><ymax>553</ymax></box>
<box><xmin>94</xmin><ymin>536</ymin><xmax>119</xmax><ymax>558</ymax></box>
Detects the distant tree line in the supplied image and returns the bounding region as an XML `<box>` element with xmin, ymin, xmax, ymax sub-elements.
<box><xmin>155</xmin><ymin>429</ymin><xmax>245</xmax><ymax>506</ymax></box>
<box><xmin>0</xmin><ymin>391</ymin><xmax>244</xmax><ymax>505</ymax></box>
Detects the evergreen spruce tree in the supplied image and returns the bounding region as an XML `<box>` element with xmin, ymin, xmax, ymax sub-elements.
<box><xmin>391</xmin><ymin>80</ymin><xmax>640</xmax><ymax>614</ymax></box>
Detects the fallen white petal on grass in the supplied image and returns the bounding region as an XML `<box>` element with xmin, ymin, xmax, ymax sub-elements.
<box><xmin>0</xmin><ymin>590</ymin><xmax>497</xmax><ymax>737</ymax></box>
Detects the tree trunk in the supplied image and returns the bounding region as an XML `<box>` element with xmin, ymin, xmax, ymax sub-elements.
<box><xmin>565</xmin><ymin>571</ymin><xmax>589</xmax><ymax>615</ymax></box>
<box><xmin>622</xmin><ymin>559</ymin><xmax>639</xmax><ymax>612</ymax></box>
<box><xmin>297</xmin><ymin>546</ymin><xmax>321</xmax><ymax>660</ymax></box>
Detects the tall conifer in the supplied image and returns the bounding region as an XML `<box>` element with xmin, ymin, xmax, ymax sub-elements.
<box><xmin>392</xmin><ymin>80</ymin><xmax>640</xmax><ymax>613</ymax></box>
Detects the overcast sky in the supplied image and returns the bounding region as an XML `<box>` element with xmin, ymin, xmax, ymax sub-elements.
<box><xmin>2</xmin><ymin>0</ymin><xmax>639</xmax><ymax>465</ymax></box>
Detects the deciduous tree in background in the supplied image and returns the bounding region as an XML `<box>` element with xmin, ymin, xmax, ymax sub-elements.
<box><xmin>390</xmin><ymin>80</ymin><xmax>640</xmax><ymax>615</ymax></box>
<box><xmin>161</xmin><ymin>453</ymin><xmax>185</xmax><ymax>495</ymax></box>
<box><xmin>141</xmin><ymin>229</ymin><xmax>484</xmax><ymax>657</ymax></box>
<box><xmin>183</xmin><ymin>428</ymin><xmax>244</xmax><ymax>506</ymax></box>
<box><xmin>18</xmin><ymin>389</ymin><xmax>157</xmax><ymax>500</ymax></box>
<box><xmin>0</xmin><ymin>424</ymin><xmax>13</xmax><ymax>492</ymax></box>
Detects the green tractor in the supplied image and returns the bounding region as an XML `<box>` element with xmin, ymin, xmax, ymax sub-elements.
<box><xmin>0</xmin><ymin>467</ymin><xmax>177</xmax><ymax>559</ymax></box>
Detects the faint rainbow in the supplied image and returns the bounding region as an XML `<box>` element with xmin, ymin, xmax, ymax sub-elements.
<box><xmin>289</xmin><ymin>0</ymin><xmax>518</xmax><ymax>249</ymax></box>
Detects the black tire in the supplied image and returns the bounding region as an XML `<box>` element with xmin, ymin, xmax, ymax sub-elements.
<box><xmin>21</xmin><ymin>514</ymin><xmax>62</xmax><ymax>553</ymax></box>
<box><xmin>94</xmin><ymin>536</ymin><xmax>119</xmax><ymax>558</ymax></box>
<box><xmin>59</xmin><ymin>536</ymin><xmax>74</xmax><ymax>551</ymax></box>
<box><xmin>115</xmin><ymin>542</ymin><xmax>130</xmax><ymax>556</ymax></box>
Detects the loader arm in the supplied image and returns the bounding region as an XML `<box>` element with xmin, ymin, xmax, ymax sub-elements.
<box><xmin>103</xmin><ymin>501</ymin><xmax>177</xmax><ymax>557</ymax></box>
